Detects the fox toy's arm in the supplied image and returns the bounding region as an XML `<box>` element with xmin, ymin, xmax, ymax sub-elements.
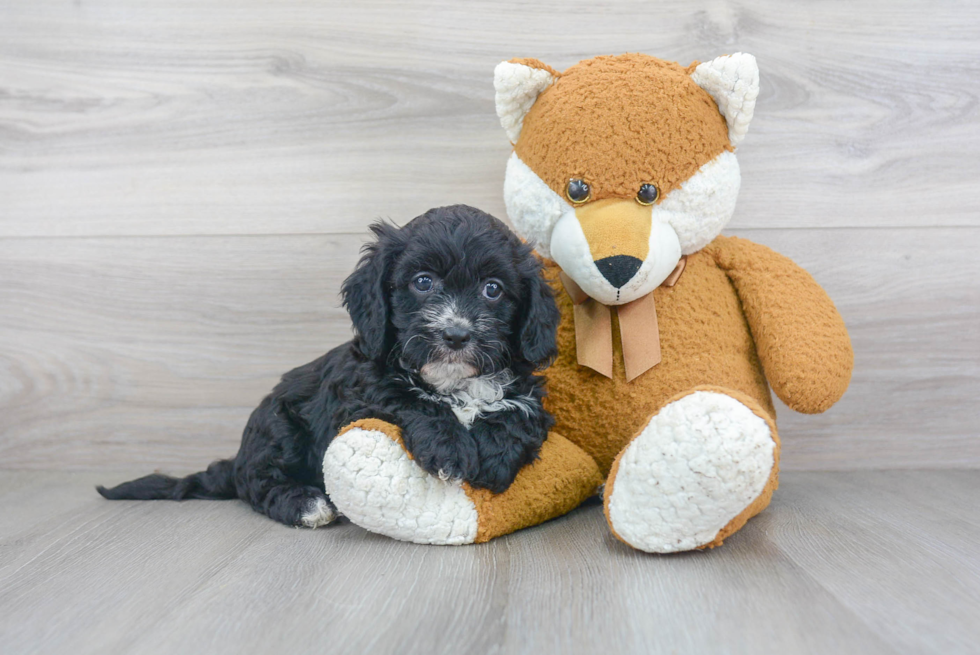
<box><xmin>709</xmin><ymin>236</ymin><xmax>853</xmax><ymax>414</ymax></box>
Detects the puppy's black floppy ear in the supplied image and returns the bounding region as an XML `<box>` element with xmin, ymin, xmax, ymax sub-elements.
<box><xmin>341</xmin><ymin>222</ymin><xmax>405</xmax><ymax>360</ymax></box>
<box><xmin>517</xmin><ymin>247</ymin><xmax>561</xmax><ymax>369</ymax></box>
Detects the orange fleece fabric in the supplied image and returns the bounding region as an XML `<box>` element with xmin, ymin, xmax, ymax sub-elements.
<box><xmin>513</xmin><ymin>53</ymin><xmax>730</xmax><ymax>203</ymax></box>
<box><xmin>464</xmin><ymin>432</ymin><xmax>603</xmax><ymax>543</ymax></box>
<box><xmin>540</xmin><ymin>235</ymin><xmax>852</xmax><ymax>475</ymax></box>
<box><xmin>337</xmin><ymin>419</ymin><xmax>603</xmax><ymax>544</ymax></box>
<box><xmin>711</xmin><ymin>236</ymin><xmax>854</xmax><ymax>413</ymax></box>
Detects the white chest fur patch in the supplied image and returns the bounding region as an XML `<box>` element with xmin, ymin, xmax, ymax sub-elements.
<box><xmin>413</xmin><ymin>369</ymin><xmax>535</xmax><ymax>428</ymax></box>
<box><xmin>419</xmin><ymin>360</ymin><xmax>480</xmax><ymax>393</ymax></box>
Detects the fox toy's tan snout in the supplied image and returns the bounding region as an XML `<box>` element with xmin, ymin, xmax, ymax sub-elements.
<box><xmin>575</xmin><ymin>199</ymin><xmax>652</xmax><ymax>288</ymax></box>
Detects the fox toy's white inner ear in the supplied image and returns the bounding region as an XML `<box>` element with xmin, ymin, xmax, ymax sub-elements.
<box><xmin>494</xmin><ymin>61</ymin><xmax>556</xmax><ymax>144</ymax></box>
<box><xmin>690</xmin><ymin>53</ymin><xmax>760</xmax><ymax>148</ymax></box>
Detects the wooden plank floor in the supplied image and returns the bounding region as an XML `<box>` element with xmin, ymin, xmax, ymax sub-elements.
<box><xmin>1</xmin><ymin>469</ymin><xmax>977</xmax><ymax>654</ymax></box>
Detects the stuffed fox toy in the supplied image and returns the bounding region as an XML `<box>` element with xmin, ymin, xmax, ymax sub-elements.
<box><xmin>324</xmin><ymin>53</ymin><xmax>853</xmax><ymax>553</ymax></box>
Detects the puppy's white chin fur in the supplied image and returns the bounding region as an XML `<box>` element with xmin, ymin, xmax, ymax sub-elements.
<box><xmin>420</xmin><ymin>360</ymin><xmax>479</xmax><ymax>393</ymax></box>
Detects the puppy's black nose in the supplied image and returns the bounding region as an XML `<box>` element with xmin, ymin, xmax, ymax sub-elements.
<box><xmin>442</xmin><ymin>326</ymin><xmax>471</xmax><ymax>350</ymax></box>
<box><xmin>595</xmin><ymin>255</ymin><xmax>643</xmax><ymax>289</ymax></box>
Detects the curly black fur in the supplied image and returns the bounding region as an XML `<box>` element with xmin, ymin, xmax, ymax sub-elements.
<box><xmin>98</xmin><ymin>205</ymin><xmax>561</xmax><ymax>527</ymax></box>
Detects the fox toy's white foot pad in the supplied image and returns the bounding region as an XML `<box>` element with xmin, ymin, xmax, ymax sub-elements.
<box><xmin>606</xmin><ymin>391</ymin><xmax>775</xmax><ymax>553</ymax></box>
<box><xmin>323</xmin><ymin>427</ymin><xmax>479</xmax><ymax>545</ymax></box>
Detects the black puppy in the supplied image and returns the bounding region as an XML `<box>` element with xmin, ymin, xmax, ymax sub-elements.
<box><xmin>98</xmin><ymin>205</ymin><xmax>561</xmax><ymax>528</ymax></box>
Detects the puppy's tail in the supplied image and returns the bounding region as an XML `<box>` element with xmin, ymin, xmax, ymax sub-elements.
<box><xmin>97</xmin><ymin>459</ymin><xmax>237</xmax><ymax>501</ymax></box>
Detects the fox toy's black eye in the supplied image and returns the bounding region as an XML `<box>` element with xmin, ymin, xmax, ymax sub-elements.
<box><xmin>636</xmin><ymin>183</ymin><xmax>659</xmax><ymax>205</ymax></box>
<box><xmin>566</xmin><ymin>179</ymin><xmax>591</xmax><ymax>204</ymax></box>
<box><xmin>483</xmin><ymin>280</ymin><xmax>503</xmax><ymax>300</ymax></box>
<box><xmin>412</xmin><ymin>275</ymin><xmax>433</xmax><ymax>293</ymax></box>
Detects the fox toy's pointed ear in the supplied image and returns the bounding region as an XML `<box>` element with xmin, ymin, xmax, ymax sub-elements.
<box><xmin>494</xmin><ymin>59</ymin><xmax>559</xmax><ymax>144</ymax></box>
<box><xmin>691</xmin><ymin>53</ymin><xmax>760</xmax><ymax>148</ymax></box>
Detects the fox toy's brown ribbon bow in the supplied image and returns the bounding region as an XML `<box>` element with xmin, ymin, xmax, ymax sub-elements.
<box><xmin>559</xmin><ymin>257</ymin><xmax>686</xmax><ymax>382</ymax></box>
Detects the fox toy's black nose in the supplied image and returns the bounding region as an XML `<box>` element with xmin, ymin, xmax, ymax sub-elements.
<box><xmin>595</xmin><ymin>255</ymin><xmax>642</xmax><ymax>289</ymax></box>
<box><xmin>442</xmin><ymin>326</ymin><xmax>471</xmax><ymax>350</ymax></box>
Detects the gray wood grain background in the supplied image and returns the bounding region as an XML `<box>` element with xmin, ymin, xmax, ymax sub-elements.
<box><xmin>1</xmin><ymin>0</ymin><xmax>978</xmax><ymax>471</ymax></box>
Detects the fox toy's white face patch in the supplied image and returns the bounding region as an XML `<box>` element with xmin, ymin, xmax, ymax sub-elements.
<box><xmin>550</xmin><ymin>210</ymin><xmax>682</xmax><ymax>305</ymax></box>
<box><xmin>654</xmin><ymin>150</ymin><xmax>742</xmax><ymax>256</ymax></box>
<box><xmin>503</xmin><ymin>153</ymin><xmax>566</xmax><ymax>260</ymax></box>
<box><xmin>496</xmin><ymin>53</ymin><xmax>758</xmax><ymax>306</ymax></box>
<box><xmin>503</xmin><ymin>150</ymin><xmax>741</xmax><ymax>304</ymax></box>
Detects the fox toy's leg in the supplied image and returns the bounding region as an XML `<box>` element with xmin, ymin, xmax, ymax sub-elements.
<box><xmin>604</xmin><ymin>386</ymin><xmax>780</xmax><ymax>553</ymax></box>
<box><xmin>324</xmin><ymin>419</ymin><xmax>603</xmax><ymax>545</ymax></box>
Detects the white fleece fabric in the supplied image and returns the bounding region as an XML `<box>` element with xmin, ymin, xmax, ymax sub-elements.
<box><xmin>606</xmin><ymin>391</ymin><xmax>775</xmax><ymax>553</ymax></box>
<box><xmin>494</xmin><ymin>61</ymin><xmax>556</xmax><ymax>144</ymax></box>
<box><xmin>657</xmin><ymin>149</ymin><xmax>742</xmax><ymax>255</ymax></box>
<box><xmin>503</xmin><ymin>152</ymin><xmax>567</xmax><ymax>259</ymax></box>
<box><xmin>505</xmin><ymin>148</ymin><xmax>740</xmax><ymax>268</ymax></box>
<box><xmin>691</xmin><ymin>53</ymin><xmax>759</xmax><ymax>148</ymax></box>
<box><xmin>549</xmin><ymin>210</ymin><xmax>681</xmax><ymax>305</ymax></box>
<box><xmin>323</xmin><ymin>427</ymin><xmax>479</xmax><ymax>545</ymax></box>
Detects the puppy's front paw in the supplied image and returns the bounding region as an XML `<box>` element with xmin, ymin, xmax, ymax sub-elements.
<box><xmin>417</xmin><ymin>453</ymin><xmax>471</xmax><ymax>488</ymax></box>
<box><xmin>411</xmin><ymin>439</ymin><xmax>478</xmax><ymax>488</ymax></box>
<box><xmin>323</xmin><ymin>419</ymin><xmax>479</xmax><ymax>545</ymax></box>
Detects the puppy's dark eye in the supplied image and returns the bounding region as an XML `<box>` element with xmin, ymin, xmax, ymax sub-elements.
<box><xmin>412</xmin><ymin>275</ymin><xmax>433</xmax><ymax>293</ymax></box>
<box><xmin>636</xmin><ymin>183</ymin><xmax>659</xmax><ymax>205</ymax></box>
<box><xmin>483</xmin><ymin>280</ymin><xmax>503</xmax><ymax>300</ymax></box>
<box><xmin>566</xmin><ymin>179</ymin><xmax>591</xmax><ymax>204</ymax></box>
